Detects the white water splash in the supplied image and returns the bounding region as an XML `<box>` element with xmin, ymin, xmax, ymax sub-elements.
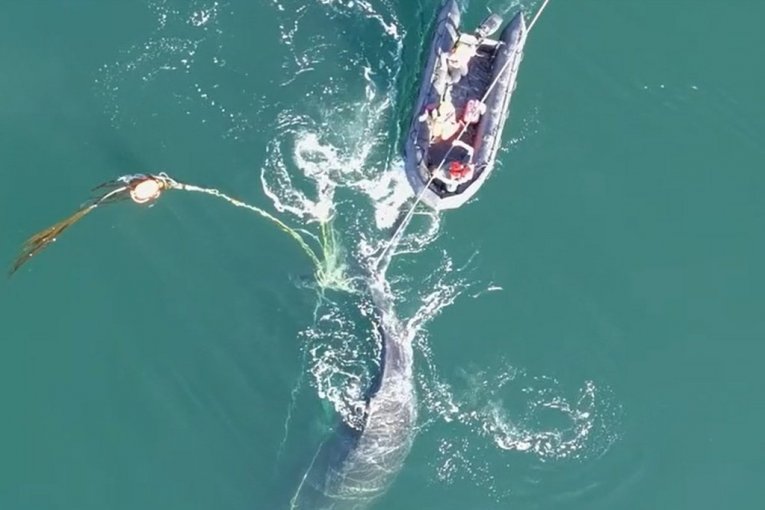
<box><xmin>189</xmin><ymin>2</ymin><xmax>218</xmax><ymax>27</ymax></box>
<box><xmin>419</xmin><ymin>359</ymin><xmax>622</xmax><ymax>500</ymax></box>
<box><xmin>300</xmin><ymin>294</ymin><xmax>381</xmax><ymax>430</ymax></box>
<box><xmin>352</xmin><ymin>160</ymin><xmax>413</xmax><ymax>230</ymax></box>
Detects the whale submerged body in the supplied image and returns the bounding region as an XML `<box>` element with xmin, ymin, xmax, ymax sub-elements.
<box><xmin>290</xmin><ymin>278</ymin><xmax>417</xmax><ymax>510</ymax></box>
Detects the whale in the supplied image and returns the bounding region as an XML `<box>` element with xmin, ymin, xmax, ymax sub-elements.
<box><xmin>289</xmin><ymin>273</ymin><xmax>417</xmax><ymax>510</ymax></box>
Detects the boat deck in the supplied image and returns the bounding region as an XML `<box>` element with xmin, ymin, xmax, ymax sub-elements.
<box><xmin>426</xmin><ymin>42</ymin><xmax>496</xmax><ymax>172</ymax></box>
<box><xmin>404</xmin><ymin>3</ymin><xmax>528</xmax><ymax>210</ymax></box>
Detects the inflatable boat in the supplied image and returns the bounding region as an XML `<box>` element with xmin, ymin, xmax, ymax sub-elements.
<box><xmin>404</xmin><ymin>0</ymin><xmax>527</xmax><ymax>210</ymax></box>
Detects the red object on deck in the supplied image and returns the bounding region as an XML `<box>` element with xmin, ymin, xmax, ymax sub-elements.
<box><xmin>449</xmin><ymin>161</ymin><xmax>469</xmax><ymax>178</ymax></box>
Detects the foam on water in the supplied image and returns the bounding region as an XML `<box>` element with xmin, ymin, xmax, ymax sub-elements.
<box><xmin>427</xmin><ymin>373</ymin><xmax>623</xmax><ymax>502</ymax></box>
<box><xmin>299</xmin><ymin>293</ymin><xmax>381</xmax><ymax>431</ymax></box>
<box><xmin>264</xmin><ymin>0</ymin><xmax>412</xmax><ymax>432</ymax></box>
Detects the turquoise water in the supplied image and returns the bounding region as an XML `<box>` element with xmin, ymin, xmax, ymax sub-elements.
<box><xmin>2</xmin><ymin>0</ymin><xmax>764</xmax><ymax>508</ymax></box>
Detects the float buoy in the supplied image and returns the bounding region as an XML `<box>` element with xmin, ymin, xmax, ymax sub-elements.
<box><xmin>130</xmin><ymin>178</ymin><xmax>162</xmax><ymax>204</ymax></box>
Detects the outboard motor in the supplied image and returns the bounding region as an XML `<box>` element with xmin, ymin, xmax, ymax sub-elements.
<box><xmin>475</xmin><ymin>13</ymin><xmax>503</xmax><ymax>39</ymax></box>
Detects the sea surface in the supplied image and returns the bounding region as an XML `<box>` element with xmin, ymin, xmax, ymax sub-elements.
<box><xmin>1</xmin><ymin>1</ymin><xmax>764</xmax><ymax>509</ymax></box>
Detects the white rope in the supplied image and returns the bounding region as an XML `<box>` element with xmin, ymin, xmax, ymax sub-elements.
<box><xmin>375</xmin><ymin>0</ymin><xmax>551</xmax><ymax>269</ymax></box>
<box><xmin>157</xmin><ymin>174</ymin><xmax>324</xmax><ymax>269</ymax></box>
<box><xmin>527</xmin><ymin>0</ymin><xmax>551</xmax><ymax>34</ymax></box>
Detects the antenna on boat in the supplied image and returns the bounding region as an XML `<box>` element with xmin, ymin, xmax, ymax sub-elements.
<box><xmin>374</xmin><ymin>0</ymin><xmax>552</xmax><ymax>270</ymax></box>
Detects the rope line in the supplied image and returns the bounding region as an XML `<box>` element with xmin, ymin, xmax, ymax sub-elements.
<box><xmin>160</xmin><ymin>175</ymin><xmax>323</xmax><ymax>271</ymax></box>
<box><xmin>159</xmin><ymin>175</ymin><xmax>355</xmax><ymax>293</ymax></box>
<box><xmin>527</xmin><ymin>0</ymin><xmax>551</xmax><ymax>34</ymax></box>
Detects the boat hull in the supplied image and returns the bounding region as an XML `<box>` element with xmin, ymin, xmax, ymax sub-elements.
<box><xmin>404</xmin><ymin>0</ymin><xmax>527</xmax><ymax>210</ymax></box>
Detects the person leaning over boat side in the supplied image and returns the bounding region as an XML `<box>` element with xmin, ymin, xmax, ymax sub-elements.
<box><xmin>418</xmin><ymin>100</ymin><xmax>462</xmax><ymax>142</ymax></box>
<box><xmin>419</xmin><ymin>102</ymin><xmax>461</xmax><ymax>141</ymax></box>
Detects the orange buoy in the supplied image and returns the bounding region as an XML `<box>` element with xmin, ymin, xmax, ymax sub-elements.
<box><xmin>130</xmin><ymin>178</ymin><xmax>162</xmax><ymax>204</ymax></box>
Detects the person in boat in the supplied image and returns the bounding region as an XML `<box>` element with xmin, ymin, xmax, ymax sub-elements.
<box><xmin>443</xmin><ymin>140</ymin><xmax>475</xmax><ymax>192</ymax></box>
<box><xmin>445</xmin><ymin>33</ymin><xmax>480</xmax><ymax>84</ymax></box>
<box><xmin>462</xmin><ymin>98</ymin><xmax>487</xmax><ymax>125</ymax></box>
<box><xmin>418</xmin><ymin>99</ymin><xmax>462</xmax><ymax>142</ymax></box>
<box><xmin>419</xmin><ymin>95</ymin><xmax>488</xmax><ymax>142</ymax></box>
